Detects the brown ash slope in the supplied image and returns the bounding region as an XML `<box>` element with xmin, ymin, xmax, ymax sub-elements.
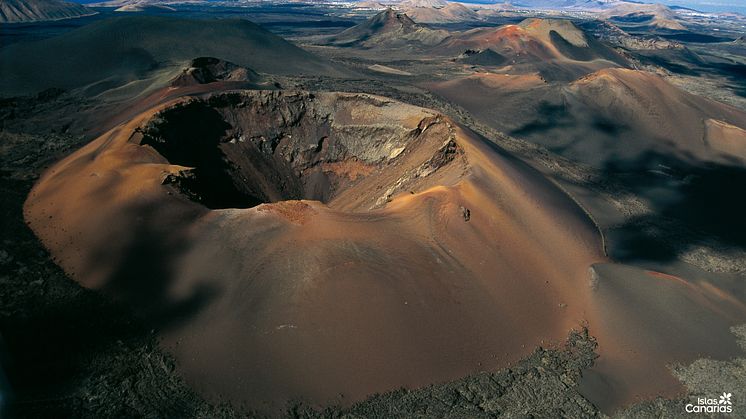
<box><xmin>25</xmin><ymin>89</ymin><xmax>611</xmax><ymax>413</ymax></box>
<box><xmin>23</xmin><ymin>83</ymin><xmax>746</xmax><ymax>416</ymax></box>
<box><xmin>439</xmin><ymin>18</ymin><xmax>629</xmax><ymax>80</ymax></box>
<box><xmin>322</xmin><ymin>15</ymin><xmax>628</xmax><ymax>80</ymax></box>
<box><xmin>10</xmin><ymin>8</ymin><xmax>746</xmax><ymax>417</ymax></box>
<box><xmin>429</xmin><ymin>68</ymin><xmax>746</xmax><ymax>169</ymax></box>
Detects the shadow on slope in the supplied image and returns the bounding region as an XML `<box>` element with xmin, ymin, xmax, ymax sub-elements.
<box><xmin>0</xmin><ymin>139</ymin><xmax>222</xmax><ymax>418</ymax></box>
<box><xmin>600</xmin><ymin>151</ymin><xmax>746</xmax><ymax>265</ymax></box>
<box><xmin>0</xmin><ymin>15</ymin><xmax>345</xmax><ymax>97</ymax></box>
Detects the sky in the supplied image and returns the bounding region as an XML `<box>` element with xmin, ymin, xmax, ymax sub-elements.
<box><xmin>460</xmin><ymin>0</ymin><xmax>746</xmax><ymax>14</ymax></box>
<box><xmin>654</xmin><ymin>0</ymin><xmax>746</xmax><ymax>14</ymax></box>
<box><xmin>70</xmin><ymin>0</ymin><xmax>746</xmax><ymax>15</ymax></box>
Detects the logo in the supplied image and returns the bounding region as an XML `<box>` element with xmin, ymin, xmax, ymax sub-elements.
<box><xmin>686</xmin><ymin>392</ymin><xmax>734</xmax><ymax>414</ymax></box>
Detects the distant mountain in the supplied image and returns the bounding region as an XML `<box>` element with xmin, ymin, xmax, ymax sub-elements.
<box><xmin>441</xmin><ymin>18</ymin><xmax>620</xmax><ymax>58</ymax></box>
<box><xmin>114</xmin><ymin>2</ymin><xmax>176</xmax><ymax>12</ymax></box>
<box><xmin>504</xmin><ymin>0</ymin><xmax>687</xmax><ymax>30</ymax></box>
<box><xmin>355</xmin><ymin>0</ymin><xmax>388</xmax><ymax>9</ymax></box>
<box><xmin>328</xmin><ymin>8</ymin><xmax>448</xmax><ymax>47</ymax></box>
<box><xmin>88</xmin><ymin>0</ymin><xmax>189</xmax><ymax>9</ymax></box>
<box><xmin>330</xmin><ymin>8</ymin><xmax>417</xmax><ymax>44</ymax></box>
<box><xmin>439</xmin><ymin>18</ymin><xmax>628</xmax><ymax>80</ymax></box>
<box><xmin>0</xmin><ymin>0</ymin><xmax>96</xmax><ymax>23</ymax></box>
<box><xmin>353</xmin><ymin>0</ymin><xmax>480</xmax><ymax>23</ymax></box>
<box><xmin>399</xmin><ymin>0</ymin><xmax>448</xmax><ymax>7</ymax></box>
<box><xmin>510</xmin><ymin>0</ymin><xmax>618</xmax><ymax>8</ymax></box>
<box><xmin>403</xmin><ymin>2</ymin><xmax>480</xmax><ymax>23</ymax></box>
<box><xmin>599</xmin><ymin>2</ymin><xmax>686</xmax><ymax>30</ymax></box>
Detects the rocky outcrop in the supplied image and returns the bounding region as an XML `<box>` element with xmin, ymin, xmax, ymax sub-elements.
<box><xmin>581</xmin><ymin>20</ymin><xmax>683</xmax><ymax>50</ymax></box>
<box><xmin>170</xmin><ymin>57</ymin><xmax>262</xmax><ymax>87</ymax></box>
<box><xmin>140</xmin><ymin>91</ymin><xmax>467</xmax><ymax>210</ymax></box>
<box><xmin>457</xmin><ymin>48</ymin><xmax>508</xmax><ymax>66</ymax></box>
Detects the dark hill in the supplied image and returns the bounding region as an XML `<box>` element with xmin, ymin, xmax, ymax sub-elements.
<box><xmin>327</xmin><ymin>8</ymin><xmax>447</xmax><ymax>48</ymax></box>
<box><xmin>0</xmin><ymin>0</ymin><xmax>95</xmax><ymax>23</ymax></box>
<box><xmin>332</xmin><ymin>8</ymin><xmax>419</xmax><ymax>44</ymax></box>
<box><xmin>458</xmin><ymin>49</ymin><xmax>508</xmax><ymax>66</ymax></box>
<box><xmin>170</xmin><ymin>57</ymin><xmax>262</xmax><ymax>87</ymax></box>
<box><xmin>0</xmin><ymin>15</ymin><xmax>345</xmax><ymax>97</ymax></box>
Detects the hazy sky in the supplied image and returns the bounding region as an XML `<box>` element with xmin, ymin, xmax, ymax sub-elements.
<box><xmin>69</xmin><ymin>0</ymin><xmax>746</xmax><ymax>15</ymax></box>
<box><xmin>463</xmin><ymin>0</ymin><xmax>746</xmax><ymax>14</ymax></box>
<box><xmin>653</xmin><ymin>0</ymin><xmax>746</xmax><ymax>14</ymax></box>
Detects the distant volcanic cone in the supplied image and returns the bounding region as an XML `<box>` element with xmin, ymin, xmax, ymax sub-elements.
<box><xmin>327</xmin><ymin>8</ymin><xmax>447</xmax><ymax>47</ymax></box>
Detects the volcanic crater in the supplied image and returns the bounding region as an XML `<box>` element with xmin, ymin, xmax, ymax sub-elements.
<box><xmin>26</xmin><ymin>89</ymin><xmax>618</xmax><ymax>412</ymax></box>
<box><xmin>138</xmin><ymin>91</ymin><xmax>467</xmax><ymax>211</ymax></box>
<box><xmin>24</xmin><ymin>84</ymin><xmax>746</xmax><ymax>416</ymax></box>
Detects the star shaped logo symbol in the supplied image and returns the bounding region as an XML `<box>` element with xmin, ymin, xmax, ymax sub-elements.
<box><xmin>720</xmin><ymin>392</ymin><xmax>732</xmax><ymax>405</ymax></box>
